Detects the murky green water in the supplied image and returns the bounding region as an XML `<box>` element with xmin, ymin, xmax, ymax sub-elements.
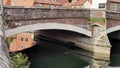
<box><xmin>23</xmin><ymin>38</ymin><xmax>120</xmax><ymax>68</ymax></box>
<box><xmin>109</xmin><ymin>38</ymin><xmax>120</xmax><ymax>67</ymax></box>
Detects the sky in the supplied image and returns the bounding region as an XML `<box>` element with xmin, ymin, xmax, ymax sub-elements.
<box><xmin>92</xmin><ymin>0</ymin><xmax>107</xmax><ymax>8</ymax></box>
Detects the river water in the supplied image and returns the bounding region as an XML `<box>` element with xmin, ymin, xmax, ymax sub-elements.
<box><xmin>22</xmin><ymin>38</ymin><xmax>120</xmax><ymax>68</ymax></box>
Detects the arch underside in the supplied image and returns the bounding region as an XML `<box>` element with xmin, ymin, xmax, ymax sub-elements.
<box><xmin>5</xmin><ymin>23</ymin><xmax>92</xmax><ymax>37</ymax></box>
<box><xmin>107</xmin><ymin>25</ymin><xmax>120</xmax><ymax>34</ymax></box>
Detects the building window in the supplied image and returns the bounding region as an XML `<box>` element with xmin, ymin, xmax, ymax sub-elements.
<box><xmin>99</xmin><ymin>3</ymin><xmax>105</xmax><ymax>9</ymax></box>
<box><xmin>52</xmin><ymin>0</ymin><xmax>57</xmax><ymax>2</ymax></box>
<box><xmin>20</xmin><ymin>37</ymin><xmax>24</xmax><ymax>41</ymax></box>
<box><xmin>110</xmin><ymin>3</ymin><xmax>117</xmax><ymax>11</ymax></box>
<box><xmin>48</xmin><ymin>5</ymin><xmax>51</xmax><ymax>7</ymax></box>
<box><xmin>21</xmin><ymin>45</ymin><xmax>26</xmax><ymax>49</ymax></box>
<box><xmin>25</xmin><ymin>38</ymin><xmax>28</xmax><ymax>42</ymax></box>
<box><xmin>36</xmin><ymin>4</ymin><xmax>42</xmax><ymax>7</ymax></box>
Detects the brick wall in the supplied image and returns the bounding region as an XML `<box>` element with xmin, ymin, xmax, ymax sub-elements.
<box><xmin>106</xmin><ymin>18</ymin><xmax>120</xmax><ymax>28</ymax></box>
<box><xmin>9</xmin><ymin>33</ymin><xmax>34</xmax><ymax>52</ymax></box>
<box><xmin>106</xmin><ymin>0</ymin><xmax>120</xmax><ymax>12</ymax></box>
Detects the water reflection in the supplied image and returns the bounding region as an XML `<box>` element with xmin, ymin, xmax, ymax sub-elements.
<box><xmin>22</xmin><ymin>38</ymin><xmax>120</xmax><ymax>68</ymax></box>
<box><xmin>22</xmin><ymin>42</ymin><xmax>89</xmax><ymax>68</ymax></box>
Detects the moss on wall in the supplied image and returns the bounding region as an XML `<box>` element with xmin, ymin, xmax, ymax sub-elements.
<box><xmin>88</xmin><ymin>17</ymin><xmax>105</xmax><ymax>23</ymax></box>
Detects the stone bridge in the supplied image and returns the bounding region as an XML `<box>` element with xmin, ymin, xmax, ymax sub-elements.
<box><xmin>0</xmin><ymin>6</ymin><xmax>119</xmax><ymax>68</ymax></box>
<box><xmin>3</xmin><ymin>7</ymin><xmax>120</xmax><ymax>37</ymax></box>
<box><xmin>4</xmin><ymin>7</ymin><xmax>91</xmax><ymax>37</ymax></box>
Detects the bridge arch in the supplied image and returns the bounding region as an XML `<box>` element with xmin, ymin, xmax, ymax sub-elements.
<box><xmin>107</xmin><ymin>25</ymin><xmax>120</xmax><ymax>34</ymax></box>
<box><xmin>5</xmin><ymin>23</ymin><xmax>91</xmax><ymax>37</ymax></box>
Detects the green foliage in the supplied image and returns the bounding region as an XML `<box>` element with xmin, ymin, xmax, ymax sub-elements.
<box><xmin>10</xmin><ymin>53</ymin><xmax>30</xmax><ymax>68</ymax></box>
<box><xmin>88</xmin><ymin>17</ymin><xmax>105</xmax><ymax>23</ymax></box>
<box><xmin>6</xmin><ymin>37</ymin><xmax>13</xmax><ymax>47</ymax></box>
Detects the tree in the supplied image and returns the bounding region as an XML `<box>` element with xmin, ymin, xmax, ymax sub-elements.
<box><xmin>10</xmin><ymin>53</ymin><xmax>30</xmax><ymax>68</ymax></box>
<box><xmin>6</xmin><ymin>37</ymin><xmax>13</xmax><ymax>48</ymax></box>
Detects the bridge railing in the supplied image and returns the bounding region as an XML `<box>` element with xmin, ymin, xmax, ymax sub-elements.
<box><xmin>3</xmin><ymin>6</ymin><xmax>92</xmax><ymax>21</ymax></box>
<box><xmin>3</xmin><ymin>6</ymin><xmax>106</xmax><ymax>21</ymax></box>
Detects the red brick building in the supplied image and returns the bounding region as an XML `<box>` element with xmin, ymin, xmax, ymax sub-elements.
<box><xmin>4</xmin><ymin>0</ymin><xmax>92</xmax><ymax>8</ymax></box>
<box><xmin>4</xmin><ymin>0</ymin><xmax>34</xmax><ymax>6</ymax></box>
<box><xmin>4</xmin><ymin>0</ymin><xmax>69</xmax><ymax>7</ymax></box>
<box><xmin>34</xmin><ymin>0</ymin><xmax>69</xmax><ymax>7</ymax></box>
<box><xmin>106</xmin><ymin>0</ymin><xmax>120</xmax><ymax>11</ymax></box>
<box><xmin>64</xmin><ymin>0</ymin><xmax>92</xmax><ymax>8</ymax></box>
<box><xmin>9</xmin><ymin>32</ymin><xmax>34</xmax><ymax>52</ymax></box>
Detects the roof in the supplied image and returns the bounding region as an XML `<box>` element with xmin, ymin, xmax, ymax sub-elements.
<box><xmin>4</xmin><ymin>0</ymin><xmax>11</xmax><ymax>6</ymax></box>
<box><xmin>4</xmin><ymin>0</ymin><xmax>34</xmax><ymax>6</ymax></box>
<box><xmin>4</xmin><ymin>0</ymin><xmax>69</xmax><ymax>6</ymax></box>
<box><xmin>11</xmin><ymin>0</ymin><xmax>34</xmax><ymax>6</ymax></box>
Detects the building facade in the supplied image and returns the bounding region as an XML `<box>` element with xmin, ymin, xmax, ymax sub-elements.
<box><xmin>106</xmin><ymin>0</ymin><xmax>120</xmax><ymax>11</ymax></box>
<box><xmin>4</xmin><ymin>0</ymin><xmax>69</xmax><ymax>7</ymax></box>
<box><xmin>4</xmin><ymin>0</ymin><xmax>34</xmax><ymax>6</ymax></box>
<box><xmin>63</xmin><ymin>0</ymin><xmax>92</xmax><ymax>8</ymax></box>
<box><xmin>9</xmin><ymin>32</ymin><xmax>34</xmax><ymax>52</ymax></box>
<box><xmin>34</xmin><ymin>0</ymin><xmax>69</xmax><ymax>7</ymax></box>
<box><xmin>4</xmin><ymin>0</ymin><xmax>92</xmax><ymax>8</ymax></box>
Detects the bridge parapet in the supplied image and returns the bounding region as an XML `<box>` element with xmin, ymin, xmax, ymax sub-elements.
<box><xmin>3</xmin><ymin>7</ymin><xmax>106</xmax><ymax>21</ymax></box>
<box><xmin>3</xmin><ymin>7</ymin><xmax>106</xmax><ymax>31</ymax></box>
<box><xmin>3</xmin><ymin>7</ymin><xmax>91</xmax><ymax>21</ymax></box>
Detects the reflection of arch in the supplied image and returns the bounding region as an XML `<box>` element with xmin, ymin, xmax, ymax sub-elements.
<box><xmin>5</xmin><ymin>23</ymin><xmax>91</xmax><ymax>37</ymax></box>
<box><xmin>107</xmin><ymin>25</ymin><xmax>120</xmax><ymax>34</ymax></box>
